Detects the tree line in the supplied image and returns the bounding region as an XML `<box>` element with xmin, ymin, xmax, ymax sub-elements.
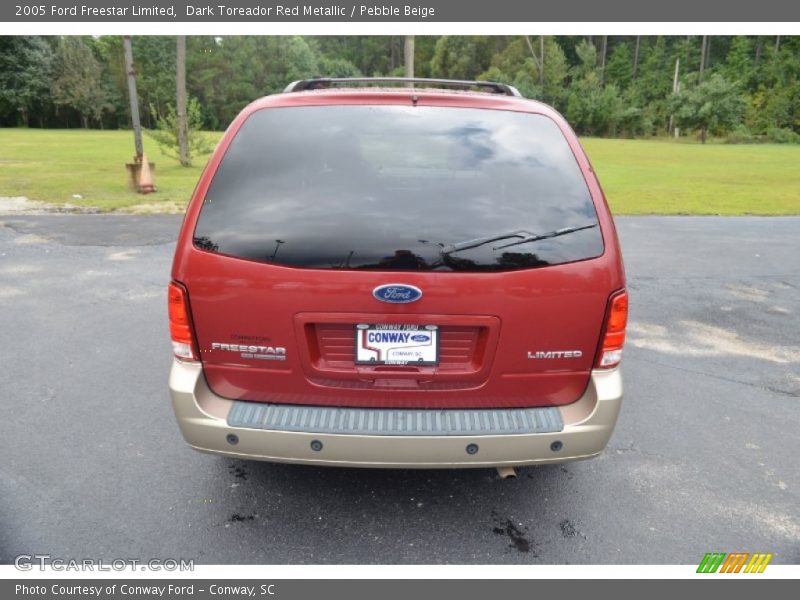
<box><xmin>1</xmin><ymin>35</ymin><xmax>798</xmax><ymax>143</ymax></box>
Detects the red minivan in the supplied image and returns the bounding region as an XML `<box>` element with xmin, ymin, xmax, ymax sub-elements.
<box><xmin>168</xmin><ymin>78</ymin><xmax>627</xmax><ymax>472</ymax></box>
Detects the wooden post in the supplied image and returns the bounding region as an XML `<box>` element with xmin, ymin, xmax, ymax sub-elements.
<box><xmin>176</xmin><ymin>35</ymin><xmax>189</xmax><ymax>167</ymax></box>
<box><xmin>669</xmin><ymin>57</ymin><xmax>680</xmax><ymax>137</ymax></box>
<box><xmin>539</xmin><ymin>35</ymin><xmax>544</xmax><ymax>88</ymax></box>
<box><xmin>404</xmin><ymin>36</ymin><xmax>415</xmax><ymax>81</ymax></box>
<box><xmin>123</xmin><ymin>35</ymin><xmax>155</xmax><ymax>193</ymax></box>
<box><xmin>699</xmin><ymin>35</ymin><xmax>707</xmax><ymax>82</ymax></box>
<box><xmin>122</xmin><ymin>36</ymin><xmax>143</xmax><ymax>160</ymax></box>
<box><xmin>674</xmin><ymin>79</ymin><xmax>680</xmax><ymax>139</ymax></box>
<box><xmin>599</xmin><ymin>35</ymin><xmax>608</xmax><ymax>85</ymax></box>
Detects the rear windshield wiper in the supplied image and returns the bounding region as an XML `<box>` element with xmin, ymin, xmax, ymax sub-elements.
<box><xmin>438</xmin><ymin>223</ymin><xmax>598</xmax><ymax>254</ymax></box>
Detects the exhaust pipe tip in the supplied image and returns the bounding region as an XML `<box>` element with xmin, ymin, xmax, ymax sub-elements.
<box><xmin>496</xmin><ymin>466</ymin><xmax>518</xmax><ymax>479</ymax></box>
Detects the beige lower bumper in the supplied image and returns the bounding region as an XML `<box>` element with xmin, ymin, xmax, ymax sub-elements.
<box><xmin>169</xmin><ymin>360</ymin><xmax>623</xmax><ymax>468</ymax></box>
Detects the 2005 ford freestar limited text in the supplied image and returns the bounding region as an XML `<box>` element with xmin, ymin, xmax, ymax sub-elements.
<box><xmin>167</xmin><ymin>77</ymin><xmax>628</xmax><ymax>474</ymax></box>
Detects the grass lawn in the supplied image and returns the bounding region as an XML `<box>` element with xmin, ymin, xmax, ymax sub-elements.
<box><xmin>581</xmin><ymin>137</ymin><xmax>800</xmax><ymax>215</ymax></box>
<box><xmin>1</xmin><ymin>128</ymin><xmax>799</xmax><ymax>215</ymax></box>
<box><xmin>0</xmin><ymin>128</ymin><xmax>221</xmax><ymax>212</ymax></box>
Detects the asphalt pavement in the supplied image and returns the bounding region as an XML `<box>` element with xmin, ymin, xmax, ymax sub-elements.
<box><xmin>0</xmin><ymin>214</ymin><xmax>797</xmax><ymax>564</ymax></box>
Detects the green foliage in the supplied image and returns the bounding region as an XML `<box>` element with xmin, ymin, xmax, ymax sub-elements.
<box><xmin>477</xmin><ymin>37</ymin><xmax>568</xmax><ymax>107</ymax></box>
<box><xmin>766</xmin><ymin>127</ymin><xmax>800</xmax><ymax>144</ymax></box>
<box><xmin>430</xmin><ymin>36</ymin><xmax>494</xmax><ymax>80</ymax></box>
<box><xmin>131</xmin><ymin>36</ymin><xmax>177</xmax><ymax>127</ymax></box>
<box><xmin>317</xmin><ymin>56</ymin><xmax>362</xmax><ymax>78</ymax></box>
<box><xmin>0</xmin><ymin>36</ymin><xmax>53</xmax><ymax>126</ymax></box>
<box><xmin>726</xmin><ymin>124</ymin><xmax>759</xmax><ymax>144</ymax></box>
<box><xmin>564</xmin><ymin>41</ymin><xmax>633</xmax><ymax>136</ymax></box>
<box><xmin>634</xmin><ymin>37</ymin><xmax>673</xmax><ymax>107</ymax></box>
<box><xmin>605</xmin><ymin>42</ymin><xmax>633</xmax><ymax>88</ymax></box>
<box><xmin>723</xmin><ymin>36</ymin><xmax>754</xmax><ymax>86</ymax></box>
<box><xmin>573</xmin><ymin>39</ymin><xmax>598</xmax><ymax>78</ymax></box>
<box><xmin>0</xmin><ymin>35</ymin><xmax>798</xmax><ymax>143</ymax></box>
<box><xmin>616</xmin><ymin>102</ymin><xmax>653</xmax><ymax>138</ymax></box>
<box><xmin>186</xmin><ymin>36</ymin><xmax>319</xmax><ymax>128</ymax></box>
<box><xmin>726</xmin><ymin>124</ymin><xmax>800</xmax><ymax>144</ymax></box>
<box><xmin>539</xmin><ymin>38</ymin><xmax>569</xmax><ymax>106</ymax></box>
<box><xmin>478</xmin><ymin>37</ymin><xmax>542</xmax><ymax>93</ymax></box>
<box><xmin>671</xmin><ymin>74</ymin><xmax>745</xmax><ymax>142</ymax></box>
<box><xmin>312</xmin><ymin>36</ymin><xmax>397</xmax><ymax>77</ymax></box>
<box><xmin>283</xmin><ymin>36</ymin><xmax>318</xmax><ymax>82</ymax></box>
<box><xmin>411</xmin><ymin>36</ymin><xmax>438</xmax><ymax>78</ymax></box>
<box><xmin>51</xmin><ymin>37</ymin><xmax>112</xmax><ymax>128</ymax></box>
<box><xmin>745</xmin><ymin>85</ymin><xmax>798</xmax><ymax>134</ymax></box>
<box><xmin>566</xmin><ymin>79</ymin><xmax>625</xmax><ymax>136</ymax></box>
<box><xmin>146</xmin><ymin>97</ymin><xmax>212</xmax><ymax>166</ymax></box>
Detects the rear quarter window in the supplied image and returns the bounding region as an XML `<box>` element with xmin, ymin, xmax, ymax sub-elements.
<box><xmin>193</xmin><ymin>104</ymin><xmax>604</xmax><ymax>271</ymax></box>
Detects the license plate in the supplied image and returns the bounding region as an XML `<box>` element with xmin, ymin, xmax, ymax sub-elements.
<box><xmin>355</xmin><ymin>324</ymin><xmax>438</xmax><ymax>365</ymax></box>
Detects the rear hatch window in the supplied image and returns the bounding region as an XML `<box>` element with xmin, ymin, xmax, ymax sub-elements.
<box><xmin>194</xmin><ymin>105</ymin><xmax>603</xmax><ymax>271</ymax></box>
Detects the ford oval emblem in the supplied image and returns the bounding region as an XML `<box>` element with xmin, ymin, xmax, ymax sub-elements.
<box><xmin>372</xmin><ymin>284</ymin><xmax>422</xmax><ymax>304</ymax></box>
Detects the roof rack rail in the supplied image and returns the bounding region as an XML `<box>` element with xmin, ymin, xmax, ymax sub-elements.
<box><xmin>283</xmin><ymin>77</ymin><xmax>522</xmax><ymax>97</ymax></box>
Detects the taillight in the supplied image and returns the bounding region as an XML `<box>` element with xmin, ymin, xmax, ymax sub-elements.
<box><xmin>595</xmin><ymin>290</ymin><xmax>628</xmax><ymax>369</ymax></box>
<box><xmin>168</xmin><ymin>281</ymin><xmax>198</xmax><ymax>361</ymax></box>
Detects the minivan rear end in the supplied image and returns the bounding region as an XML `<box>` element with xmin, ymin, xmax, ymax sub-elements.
<box><xmin>168</xmin><ymin>79</ymin><xmax>626</xmax><ymax>469</ymax></box>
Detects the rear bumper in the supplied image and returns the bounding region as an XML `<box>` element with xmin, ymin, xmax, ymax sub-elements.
<box><xmin>169</xmin><ymin>360</ymin><xmax>623</xmax><ymax>468</ymax></box>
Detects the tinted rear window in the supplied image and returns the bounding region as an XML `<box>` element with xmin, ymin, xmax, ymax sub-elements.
<box><xmin>194</xmin><ymin>105</ymin><xmax>603</xmax><ymax>271</ymax></box>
